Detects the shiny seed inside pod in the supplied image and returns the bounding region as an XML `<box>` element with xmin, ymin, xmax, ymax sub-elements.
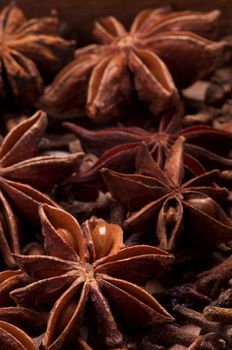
<box><xmin>91</xmin><ymin>223</ymin><xmax>123</xmax><ymax>259</ymax></box>
<box><xmin>165</xmin><ymin>207</ymin><xmax>177</xmax><ymax>227</ymax></box>
<box><xmin>186</xmin><ymin>197</ymin><xmax>218</xmax><ymax>217</ymax></box>
<box><xmin>57</xmin><ymin>228</ymin><xmax>79</xmax><ymax>252</ymax></box>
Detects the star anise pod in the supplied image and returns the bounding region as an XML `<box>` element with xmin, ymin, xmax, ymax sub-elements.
<box><xmin>0</xmin><ymin>110</ymin><xmax>82</xmax><ymax>266</ymax></box>
<box><xmin>11</xmin><ymin>204</ymin><xmax>174</xmax><ymax>349</ymax></box>
<box><xmin>0</xmin><ymin>268</ymin><xmax>47</xmax><ymax>337</ymax></box>
<box><xmin>40</xmin><ymin>8</ymin><xmax>225</xmax><ymax>122</ymax></box>
<box><xmin>196</xmin><ymin>255</ymin><xmax>232</xmax><ymax>299</ymax></box>
<box><xmin>0</xmin><ymin>320</ymin><xmax>39</xmax><ymax>349</ymax></box>
<box><xmin>0</xmin><ymin>269</ymin><xmax>28</xmax><ymax>307</ymax></box>
<box><xmin>64</xmin><ymin>113</ymin><xmax>232</xmax><ymax>193</ymax></box>
<box><xmin>102</xmin><ymin>137</ymin><xmax>232</xmax><ymax>251</ymax></box>
<box><xmin>0</xmin><ymin>3</ymin><xmax>74</xmax><ymax>105</ymax></box>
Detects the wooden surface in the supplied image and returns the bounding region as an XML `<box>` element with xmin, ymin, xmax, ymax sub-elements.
<box><xmin>0</xmin><ymin>0</ymin><xmax>231</xmax><ymax>44</ymax></box>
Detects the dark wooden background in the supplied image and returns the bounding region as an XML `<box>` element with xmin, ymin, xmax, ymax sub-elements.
<box><xmin>0</xmin><ymin>0</ymin><xmax>231</xmax><ymax>43</ymax></box>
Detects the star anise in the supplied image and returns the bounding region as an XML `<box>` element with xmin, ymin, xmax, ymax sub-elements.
<box><xmin>0</xmin><ymin>3</ymin><xmax>74</xmax><ymax>104</ymax></box>
<box><xmin>0</xmin><ymin>320</ymin><xmax>39</xmax><ymax>349</ymax></box>
<box><xmin>40</xmin><ymin>8</ymin><xmax>225</xmax><ymax>122</ymax></box>
<box><xmin>0</xmin><ymin>110</ymin><xmax>82</xmax><ymax>266</ymax></box>
<box><xmin>11</xmin><ymin>204</ymin><xmax>174</xmax><ymax>349</ymax></box>
<box><xmin>102</xmin><ymin>137</ymin><xmax>232</xmax><ymax>251</ymax></box>
<box><xmin>64</xmin><ymin>113</ymin><xmax>232</xmax><ymax>193</ymax></box>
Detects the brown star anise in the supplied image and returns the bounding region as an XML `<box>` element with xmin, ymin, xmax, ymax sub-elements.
<box><xmin>102</xmin><ymin>137</ymin><xmax>232</xmax><ymax>251</ymax></box>
<box><xmin>40</xmin><ymin>8</ymin><xmax>225</xmax><ymax>122</ymax></box>
<box><xmin>0</xmin><ymin>320</ymin><xmax>38</xmax><ymax>349</ymax></box>
<box><xmin>64</xmin><ymin>113</ymin><xmax>232</xmax><ymax>192</ymax></box>
<box><xmin>0</xmin><ymin>3</ymin><xmax>74</xmax><ymax>104</ymax></box>
<box><xmin>11</xmin><ymin>204</ymin><xmax>174</xmax><ymax>349</ymax></box>
<box><xmin>0</xmin><ymin>110</ymin><xmax>82</xmax><ymax>266</ymax></box>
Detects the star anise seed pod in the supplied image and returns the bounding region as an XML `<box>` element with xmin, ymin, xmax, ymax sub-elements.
<box><xmin>64</xmin><ymin>112</ymin><xmax>232</xmax><ymax>192</ymax></box>
<box><xmin>11</xmin><ymin>204</ymin><xmax>174</xmax><ymax>349</ymax></box>
<box><xmin>0</xmin><ymin>3</ymin><xmax>74</xmax><ymax>104</ymax></box>
<box><xmin>0</xmin><ymin>306</ymin><xmax>47</xmax><ymax>338</ymax></box>
<box><xmin>0</xmin><ymin>269</ymin><xmax>29</xmax><ymax>307</ymax></box>
<box><xmin>0</xmin><ymin>269</ymin><xmax>47</xmax><ymax>337</ymax></box>
<box><xmin>40</xmin><ymin>8</ymin><xmax>225</xmax><ymax>121</ymax></box>
<box><xmin>0</xmin><ymin>320</ymin><xmax>38</xmax><ymax>349</ymax></box>
<box><xmin>102</xmin><ymin>137</ymin><xmax>232</xmax><ymax>251</ymax></box>
<box><xmin>0</xmin><ymin>110</ymin><xmax>82</xmax><ymax>266</ymax></box>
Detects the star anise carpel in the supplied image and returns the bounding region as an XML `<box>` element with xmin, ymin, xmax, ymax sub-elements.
<box><xmin>40</xmin><ymin>7</ymin><xmax>225</xmax><ymax>122</ymax></box>
<box><xmin>0</xmin><ymin>110</ymin><xmax>82</xmax><ymax>266</ymax></box>
<box><xmin>0</xmin><ymin>3</ymin><xmax>74</xmax><ymax>105</ymax></box>
<box><xmin>102</xmin><ymin>136</ymin><xmax>232</xmax><ymax>252</ymax></box>
<box><xmin>0</xmin><ymin>320</ymin><xmax>39</xmax><ymax>350</ymax></box>
<box><xmin>0</xmin><ymin>265</ymin><xmax>47</xmax><ymax>338</ymax></box>
<box><xmin>11</xmin><ymin>204</ymin><xmax>174</xmax><ymax>350</ymax></box>
<box><xmin>0</xmin><ymin>269</ymin><xmax>28</xmax><ymax>307</ymax></box>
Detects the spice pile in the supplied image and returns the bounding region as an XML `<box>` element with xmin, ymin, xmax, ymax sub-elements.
<box><xmin>0</xmin><ymin>3</ymin><xmax>231</xmax><ymax>350</ymax></box>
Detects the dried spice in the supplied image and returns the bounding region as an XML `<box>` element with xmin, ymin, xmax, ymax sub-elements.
<box><xmin>0</xmin><ymin>306</ymin><xmax>47</xmax><ymax>338</ymax></box>
<box><xmin>0</xmin><ymin>3</ymin><xmax>230</xmax><ymax>350</ymax></box>
<box><xmin>0</xmin><ymin>3</ymin><xmax>74</xmax><ymax>105</ymax></box>
<box><xmin>0</xmin><ymin>269</ymin><xmax>28</xmax><ymax>307</ymax></box>
<box><xmin>64</xmin><ymin>112</ymin><xmax>232</xmax><ymax>191</ymax></box>
<box><xmin>102</xmin><ymin>137</ymin><xmax>232</xmax><ymax>251</ymax></box>
<box><xmin>204</xmin><ymin>305</ymin><xmax>232</xmax><ymax>323</ymax></box>
<box><xmin>159</xmin><ymin>283</ymin><xmax>212</xmax><ymax>310</ymax></box>
<box><xmin>0</xmin><ymin>320</ymin><xmax>38</xmax><ymax>349</ymax></box>
<box><xmin>0</xmin><ymin>110</ymin><xmax>82</xmax><ymax>266</ymax></box>
<box><xmin>40</xmin><ymin>8</ymin><xmax>225</xmax><ymax>122</ymax></box>
<box><xmin>11</xmin><ymin>204</ymin><xmax>174</xmax><ymax>349</ymax></box>
<box><xmin>173</xmin><ymin>304</ymin><xmax>232</xmax><ymax>347</ymax></box>
<box><xmin>146</xmin><ymin>285</ymin><xmax>232</xmax><ymax>349</ymax></box>
<box><xmin>150</xmin><ymin>323</ymin><xmax>225</xmax><ymax>349</ymax></box>
<box><xmin>196</xmin><ymin>255</ymin><xmax>232</xmax><ymax>299</ymax></box>
<box><xmin>0</xmin><ymin>268</ymin><xmax>47</xmax><ymax>338</ymax></box>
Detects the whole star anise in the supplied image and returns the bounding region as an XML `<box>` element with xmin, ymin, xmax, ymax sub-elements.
<box><xmin>0</xmin><ymin>110</ymin><xmax>82</xmax><ymax>266</ymax></box>
<box><xmin>0</xmin><ymin>3</ymin><xmax>74</xmax><ymax>104</ymax></box>
<box><xmin>0</xmin><ymin>320</ymin><xmax>39</xmax><ymax>349</ymax></box>
<box><xmin>102</xmin><ymin>137</ymin><xmax>232</xmax><ymax>251</ymax></box>
<box><xmin>64</xmin><ymin>113</ymin><xmax>232</xmax><ymax>193</ymax></box>
<box><xmin>40</xmin><ymin>8</ymin><xmax>225</xmax><ymax>122</ymax></box>
<box><xmin>11</xmin><ymin>204</ymin><xmax>174</xmax><ymax>349</ymax></box>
